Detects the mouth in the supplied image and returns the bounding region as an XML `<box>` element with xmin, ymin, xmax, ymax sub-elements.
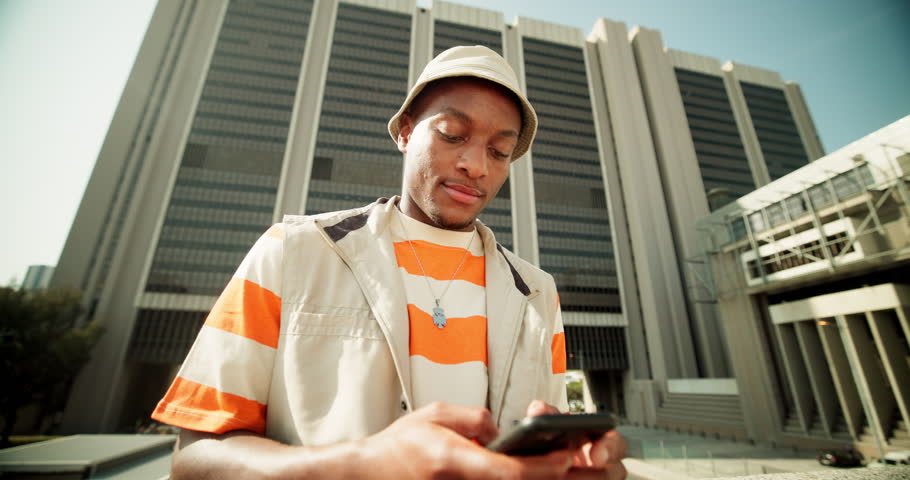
<box><xmin>442</xmin><ymin>182</ymin><xmax>484</xmax><ymax>205</ymax></box>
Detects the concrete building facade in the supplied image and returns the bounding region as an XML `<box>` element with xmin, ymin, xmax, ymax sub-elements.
<box><xmin>694</xmin><ymin>116</ymin><xmax>910</xmax><ymax>453</ymax></box>
<box><xmin>20</xmin><ymin>265</ymin><xmax>55</xmax><ymax>290</ymax></box>
<box><xmin>52</xmin><ymin>0</ymin><xmax>826</xmax><ymax>436</ymax></box>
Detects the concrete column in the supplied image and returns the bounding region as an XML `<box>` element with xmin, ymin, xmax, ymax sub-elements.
<box><xmin>581</xmin><ymin>371</ymin><xmax>597</xmax><ymax>413</ymax></box>
<box><xmin>896</xmin><ymin>307</ymin><xmax>910</xmax><ymax>349</ymax></box>
<box><xmin>721</xmin><ymin>63</ymin><xmax>771</xmax><ymax>187</ymax></box>
<box><xmin>50</xmin><ymin>0</ymin><xmax>194</xmax><ymax>292</ymax></box>
<box><xmin>774</xmin><ymin>323</ymin><xmax>814</xmax><ymax>433</ymax></box>
<box><xmin>867</xmin><ymin>310</ymin><xmax>910</xmax><ymax>430</ymax></box>
<box><xmin>501</xmin><ymin>25</ymin><xmax>540</xmax><ymax>267</ymax></box>
<box><xmin>409</xmin><ymin>2</ymin><xmax>432</xmax><ymax>85</ymax></box>
<box><xmin>795</xmin><ymin>321</ymin><xmax>838</xmax><ymax>436</ymax></box>
<box><xmin>273</xmin><ymin>0</ymin><xmax>340</xmax><ymax>218</ymax></box>
<box><xmin>588</xmin><ymin>18</ymin><xmax>697</xmax><ymax>380</ymax></box>
<box><xmin>713</xmin><ymin>252</ymin><xmax>783</xmax><ymax>444</ymax></box>
<box><xmin>582</xmin><ymin>38</ymin><xmax>649</xmax><ymax>381</ymax></box>
<box><xmin>838</xmin><ymin>313</ymin><xmax>895</xmax><ymax>446</ymax></box>
<box><xmin>817</xmin><ymin>319</ymin><xmax>863</xmax><ymax>439</ymax></box>
<box><xmin>784</xmin><ymin>82</ymin><xmax>825</xmax><ymax>158</ymax></box>
<box><xmin>629</xmin><ymin>27</ymin><xmax>728</xmax><ymax>379</ymax></box>
<box><xmin>62</xmin><ymin>0</ymin><xmax>230</xmax><ymax>433</ymax></box>
<box><xmin>783</xmin><ymin>82</ymin><xmax>825</xmax><ymax>160</ymax></box>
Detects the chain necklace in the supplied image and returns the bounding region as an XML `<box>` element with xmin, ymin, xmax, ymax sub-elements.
<box><xmin>396</xmin><ymin>209</ymin><xmax>477</xmax><ymax>329</ymax></box>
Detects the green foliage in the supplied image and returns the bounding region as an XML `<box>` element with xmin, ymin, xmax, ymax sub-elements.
<box><xmin>0</xmin><ymin>287</ymin><xmax>103</xmax><ymax>445</ymax></box>
<box><xmin>566</xmin><ymin>379</ymin><xmax>585</xmax><ymax>413</ymax></box>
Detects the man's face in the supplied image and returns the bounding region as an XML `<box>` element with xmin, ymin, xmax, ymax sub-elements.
<box><xmin>396</xmin><ymin>78</ymin><xmax>522</xmax><ymax>231</ymax></box>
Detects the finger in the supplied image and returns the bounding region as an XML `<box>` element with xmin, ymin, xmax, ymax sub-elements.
<box><xmin>587</xmin><ymin>434</ymin><xmax>609</xmax><ymax>467</ymax></box>
<box><xmin>526</xmin><ymin>399</ymin><xmax>560</xmax><ymax>417</ymax></box>
<box><xmin>601</xmin><ymin>430</ymin><xmax>628</xmax><ymax>464</ymax></box>
<box><xmin>509</xmin><ymin>450</ymin><xmax>575</xmax><ymax>480</ymax></box>
<box><xmin>565</xmin><ymin>465</ymin><xmax>626</xmax><ymax>480</ymax></box>
<box><xmin>606</xmin><ymin>462</ymin><xmax>628</xmax><ymax>480</ymax></box>
<box><xmin>417</xmin><ymin>402</ymin><xmax>500</xmax><ymax>445</ymax></box>
<box><xmin>450</xmin><ymin>444</ymin><xmax>573</xmax><ymax>480</ymax></box>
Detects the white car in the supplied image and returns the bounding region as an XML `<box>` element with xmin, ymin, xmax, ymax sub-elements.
<box><xmin>868</xmin><ymin>450</ymin><xmax>910</xmax><ymax>468</ymax></box>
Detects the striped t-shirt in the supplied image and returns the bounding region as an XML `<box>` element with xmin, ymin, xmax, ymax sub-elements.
<box><xmin>152</xmin><ymin>214</ymin><xmax>566</xmax><ymax>436</ymax></box>
<box><xmin>392</xmin><ymin>208</ymin><xmax>488</xmax><ymax>409</ymax></box>
<box><xmin>152</xmin><ymin>224</ymin><xmax>285</xmax><ymax>435</ymax></box>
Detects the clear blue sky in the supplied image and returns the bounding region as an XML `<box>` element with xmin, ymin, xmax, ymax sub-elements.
<box><xmin>1</xmin><ymin>0</ymin><xmax>908</xmax><ymax>285</ymax></box>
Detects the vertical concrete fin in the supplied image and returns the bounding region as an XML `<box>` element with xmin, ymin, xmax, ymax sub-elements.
<box><xmin>795</xmin><ymin>322</ymin><xmax>837</xmax><ymax>436</ymax></box>
<box><xmin>817</xmin><ymin>320</ymin><xmax>863</xmax><ymax>439</ymax></box>
<box><xmin>867</xmin><ymin>310</ymin><xmax>910</xmax><ymax>431</ymax></box>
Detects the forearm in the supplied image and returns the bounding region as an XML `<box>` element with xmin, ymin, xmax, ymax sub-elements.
<box><xmin>171</xmin><ymin>429</ymin><xmax>367</xmax><ymax>480</ymax></box>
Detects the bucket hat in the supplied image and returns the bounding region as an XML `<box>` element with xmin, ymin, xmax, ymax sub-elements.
<box><xmin>388</xmin><ymin>45</ymin><xmax>537</xmax><ymax>161</ymax></box>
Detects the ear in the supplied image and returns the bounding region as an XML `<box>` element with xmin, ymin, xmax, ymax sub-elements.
<box><xmin>396</xmin><ymin>113</ymin><xmax>413</xmax><ymax>153</ymax></box>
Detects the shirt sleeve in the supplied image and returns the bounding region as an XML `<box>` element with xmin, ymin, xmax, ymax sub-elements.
<box><xmin>549</xmin><ymin>292</ymin><xmax>570</xmax><ymax>411</ymax></box>
<box><xmin>151</xmin><ymin>224</ymin><xmax>285</xmax><ymax>434</ymax></box>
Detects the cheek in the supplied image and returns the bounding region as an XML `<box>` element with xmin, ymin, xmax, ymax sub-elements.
<box><xmin>491</xmin><ymin>163</ymin><xmax>511</xmax><ymax>186</ymax></box>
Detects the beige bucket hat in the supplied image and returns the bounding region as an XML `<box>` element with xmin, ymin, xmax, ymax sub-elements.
<box><xmin>387</xmin><ymin>45</ymin><xmax>538</xmax><ymax>161</ymax></box>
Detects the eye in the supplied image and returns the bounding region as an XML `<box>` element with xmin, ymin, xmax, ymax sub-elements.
<box><xmin>437</xmin><ymin>130</ymin><xmax>463</xmax><ymax>142</ymax></box>
<box><xmin>490</xmin><ymin>148</ymin><xmax>510</xmax><ymax>160</ymax></box>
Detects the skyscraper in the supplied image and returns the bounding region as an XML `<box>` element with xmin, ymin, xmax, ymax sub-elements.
<box><xmin>20</xmin><ymin>265</ymin><xmax>55</xmax><ymax>290</ymax></box>
<box><xmin>52</xmin><ymin>0</ymin><xmax>822</xmax><ymax>435</ymax></box>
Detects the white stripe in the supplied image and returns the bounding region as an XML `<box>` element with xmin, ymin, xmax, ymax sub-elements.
<box><xmin>410</xmin><ymin>356</ymin><xmax>488</xmax><ymax>409</ymax></box>
<box><xmin>400</xmin><ymin>270</ymin><xmax>486</xmax><ymax>319</ymax></box>
<box><xmin>178</xmin><ymin>326</ymin><xmax>275</xmax><ymax>404</ymax></box>
<box><xmin>234</xmin><ymin>233</ymin><xmax>283</xmax><ymax>296</ymax></box>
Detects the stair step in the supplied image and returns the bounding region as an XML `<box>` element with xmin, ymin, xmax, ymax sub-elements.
<box><xmin>832</xmin><ymin>432</ymin><xmax>853</xmax><ymax>441</ymax></box>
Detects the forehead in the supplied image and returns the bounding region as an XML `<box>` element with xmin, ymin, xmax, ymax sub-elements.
<box><xmin>410</xmin><ymin>77</ymin><xmax>522</xmax><ymax>123</ymax></box>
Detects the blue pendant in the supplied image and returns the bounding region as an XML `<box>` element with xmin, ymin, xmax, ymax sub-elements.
<box><xmin>432</xmin><ymin>305</ymin><xmax>447</xmax><ymax>329</ymax></box>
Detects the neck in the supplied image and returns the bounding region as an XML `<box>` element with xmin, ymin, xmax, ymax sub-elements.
<box><xmin>397</xmin><ymin>196</ymin><xmax>475</xmax><ymax>232</ymax></box>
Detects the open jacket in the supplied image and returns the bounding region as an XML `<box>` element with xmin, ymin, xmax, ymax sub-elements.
<box><xmin>154</xmin><ymin>197</ymin><xmax>567</xmax><ymax>446</ymax></box>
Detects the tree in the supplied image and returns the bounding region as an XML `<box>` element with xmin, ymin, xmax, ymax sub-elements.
<box><xmin>566</xmin><ymin>379</ymin><xmax>585</xmax><ymax>413</ymax></box>
<box><xmin>0</xmin><ymin>287</ymin><xmax>103</xmax><ymax>447</ymax></box>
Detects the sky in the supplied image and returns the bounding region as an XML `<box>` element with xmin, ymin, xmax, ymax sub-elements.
<box><xmin>1</xmin><ymin>0</ymin><xmax>908</xmax><ymax>285</ymax></box>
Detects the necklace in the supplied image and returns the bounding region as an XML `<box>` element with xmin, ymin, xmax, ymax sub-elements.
<box><xmin>396</xmin><ymin>209</ymin><xmax>477</xmax><ymax>329</ymax></box>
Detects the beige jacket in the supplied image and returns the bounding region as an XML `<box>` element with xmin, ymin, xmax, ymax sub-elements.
<box><xmin>265</xmin><ymin>198</ymin><xmax>568</xmax><ymax>446</ymax></box>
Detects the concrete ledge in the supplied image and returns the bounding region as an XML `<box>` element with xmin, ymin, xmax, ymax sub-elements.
<box><xmin>716</xmin><ymin>465</ymin><xmax>910</xmax><ymax>479</ymax></box>
<box><xmin>0</xmin><ymin>435</ymin><xmax>175</xmax><ymax>478</ymax></box>
<box><xmin>668</xmin><ymin>379</ymin><xmax>739</xmax><ymax>395</ymax></box>
<box><xmin>624</xmin><ymin>458</ymin><xmax>694</xmax><ymax>480</ymax></box>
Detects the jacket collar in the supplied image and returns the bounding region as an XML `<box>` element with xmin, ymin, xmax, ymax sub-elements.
<box><xmin>316</xmin><ymin>197</ymin><xmax>538</xmax><ymax>422</ymax></box>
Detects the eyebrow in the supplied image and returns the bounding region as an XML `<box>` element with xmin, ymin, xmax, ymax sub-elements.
<box><xmin>439</xmin><ymin>107</ymin><xmax>519</xmax><ymax>138</ymax></box>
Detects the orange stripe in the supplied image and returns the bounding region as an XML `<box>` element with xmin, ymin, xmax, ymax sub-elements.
<box><xmin>408</xmin><ymin>304</ymin><xmax>487</xmax><ymax>365</ymax></box>
<box><xmin>394</xmin><ymin>240</ymin><xmax>485</xmax><ymax>286</ymax></box>
<box><xmin>151</xmin><ymin>376</ymin><xmax>266</xmax><ymax>435</ymax></box>
<box><xmin>264</xmin><ymin>224</ymin><xmax>284</xmax><ymax>240</ymax></box>
<box><xmin>205</xmin><ymin>278</ymin><xmax>280</xmax><ymax>348</ymax></box>
<box><xmin>551</xmin><ymin>332</ymin><xmax>567</xmax><ymax>374</ymax></box>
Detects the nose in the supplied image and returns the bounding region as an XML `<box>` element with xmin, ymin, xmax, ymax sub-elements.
<box><xmin>456</xmin><ymin>140</ymin><xmax>488</xmax><ymax>178</ymax></box>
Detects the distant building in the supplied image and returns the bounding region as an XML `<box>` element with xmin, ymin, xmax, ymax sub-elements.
<box><xmin>692</xmin><ymin>116</ymin><xmax>910</xmax><ymax>454</ymax></box>
<box><xmin>20</xmin><ymin>265</ymin><xmax>55</xmax><ymax>290</ymax></box>
<box><xmin>52</xmin><ymin>0</ymin><xmax>824</xmax><ymax>436</ymax></box>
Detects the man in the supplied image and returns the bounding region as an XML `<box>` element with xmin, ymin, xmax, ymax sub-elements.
<box><xmin>153</xmin><ymin>45</ymin><xmax>627</xmax><ymax>479</ymax></box>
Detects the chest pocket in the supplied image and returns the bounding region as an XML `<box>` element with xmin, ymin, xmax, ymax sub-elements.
<box><xmin>284</xmin><ymin>307</ymin><xmax>383</xmax><ymax>339</ymax></box>
<box><xmin>269</xmin><ymin>307</ymin><xmax>397</xmax><ymax>446</ymax></box>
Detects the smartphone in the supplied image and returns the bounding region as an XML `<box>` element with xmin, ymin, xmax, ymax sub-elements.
<box><xmin>486</xmin><ymin>414</ymin><xmax>615</xmax><ymax>456</ymax></box>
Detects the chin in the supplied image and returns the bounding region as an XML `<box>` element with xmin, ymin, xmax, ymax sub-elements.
<box><xmin>429</xmin><ymin>211</ymin><xmax>476</xmax><ymax>231</ymax></box>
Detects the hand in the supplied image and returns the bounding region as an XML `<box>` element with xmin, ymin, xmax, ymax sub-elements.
<box><xmin>359</xmin><ymin>401</ymin><xmax>575</xmax><ymax>479</ymax></box>
<box><xmin>525</xmin><ymin>400</ymin><xmax>628</xmax><ymax>479</ymax></box>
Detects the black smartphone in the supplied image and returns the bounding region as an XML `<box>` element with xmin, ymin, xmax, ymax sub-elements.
<box><xmin>486</xmin><ymin>414</ymin><xmax>615</xmax><ymax>456</ymax></box>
